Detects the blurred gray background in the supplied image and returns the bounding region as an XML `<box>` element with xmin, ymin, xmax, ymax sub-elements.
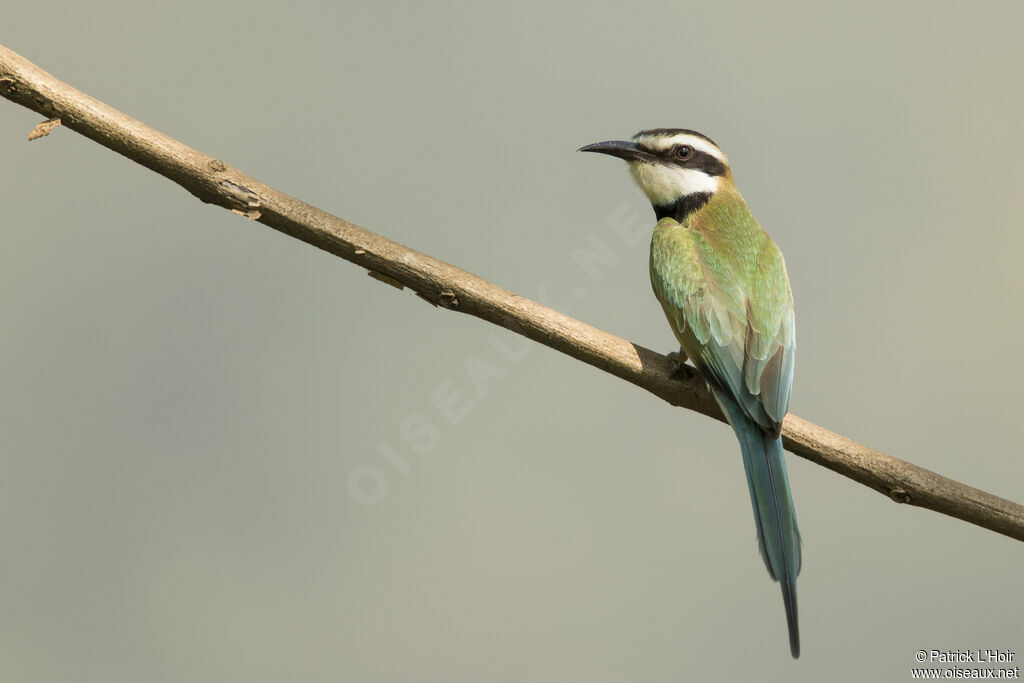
<box><xmin>3</xmin><ymin>2</ymin><xmax>1023</xmax><ymax>681</ymax></box>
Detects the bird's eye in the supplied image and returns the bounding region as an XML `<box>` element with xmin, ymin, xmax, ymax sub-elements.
<box><xmin>674</xmin><ymin>145</ymin><xmax>693</xmax><ymax>160</ymax></box>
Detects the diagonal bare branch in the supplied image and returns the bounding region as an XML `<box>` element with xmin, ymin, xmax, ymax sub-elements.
<box><xmin>3</xmin><ymin>43</ymin><xmax>1022</xmax><ymax>542</ymax></box>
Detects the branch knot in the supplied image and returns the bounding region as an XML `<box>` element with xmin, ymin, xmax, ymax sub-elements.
<box><xmin>438</xmin><ymin>289</ymin><xmax>459</xmax><ymax>309</ymax></box>
<box><xmin>889</xmin><ymin>488</ymin><xmax>912</xmax><ymax>504</ymax></box>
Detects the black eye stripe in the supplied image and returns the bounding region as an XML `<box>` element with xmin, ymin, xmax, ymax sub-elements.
<box><xmin>667</xmin><ymin>149</ymin><xmax>727</xmax><ymax>177</ymax></box>
<box><xmin>633</xmin><ymin>140</ymin><xmax>728</xmax><ymax>177</ymax></box>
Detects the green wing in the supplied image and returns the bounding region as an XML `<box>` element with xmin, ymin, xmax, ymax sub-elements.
<box><xmin>650</xmin><ymin>213</ymin><xmax>795</xmax><ymax>436</ymax></box>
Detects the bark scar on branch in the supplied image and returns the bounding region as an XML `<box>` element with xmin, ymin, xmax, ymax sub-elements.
<box><xmin>221</xmin><ymin>179</ymin><xmax>262</xmax><ymax>220</ymax></box>
<box><xmin>2</xmin><ymin>43</ymin><xmax>1023</xmax><ymax>543</ymax></box>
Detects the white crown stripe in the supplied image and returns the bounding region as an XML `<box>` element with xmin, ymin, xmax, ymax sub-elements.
<box><xmin>635</xmin><ymin>133</ymin><xmax>727</xmax><ymax>163</ymax></box>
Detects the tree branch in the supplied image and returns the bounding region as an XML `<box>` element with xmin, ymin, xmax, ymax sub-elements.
<box><xmin>3</xmin><ymin>43</ymin><xmax>1022</xmax><ymax>542</ymax></box>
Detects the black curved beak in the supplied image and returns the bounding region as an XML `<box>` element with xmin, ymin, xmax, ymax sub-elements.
<box><xmin>578</xmin><ymin>140</ymin><xmax>652</xmax><ymax>162</ymax></box>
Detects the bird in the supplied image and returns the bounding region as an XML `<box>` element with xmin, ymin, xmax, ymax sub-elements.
<box><xmin>580</xmin><ymin>129</ymin><xmax>802</xmax><ymax>658</ymax></box>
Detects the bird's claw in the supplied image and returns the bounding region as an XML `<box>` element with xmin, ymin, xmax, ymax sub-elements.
<box><xmin>667</xmin><ymin>348</ymin><xmax>697</xmax><ymax>381</ymax></box>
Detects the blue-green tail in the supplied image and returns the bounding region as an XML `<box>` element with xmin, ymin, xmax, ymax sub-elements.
<box><xmin>714</xmin><ymin>389</ymin><xmax>802</xmax><ymax>658</ymax></box>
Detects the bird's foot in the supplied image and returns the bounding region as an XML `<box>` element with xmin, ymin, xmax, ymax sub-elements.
<box><xmin>666</xmin><ymin>349</ymin><xmax>687</xmax><ymax>364</ymax></box>
<box><xmin>666</xmin><ymin>348</ymin><xmax>698</xmax><ymax>381</ymax></box>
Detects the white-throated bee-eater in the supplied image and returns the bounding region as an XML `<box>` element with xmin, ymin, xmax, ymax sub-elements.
<box><xmin>580</xmin><ymin>129</ymin><xmax>801</xmax><ymax>657</ymax></box>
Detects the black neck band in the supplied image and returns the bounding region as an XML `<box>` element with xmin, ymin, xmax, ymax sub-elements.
<box><xmin>653</xmin><ymin>192</ymin><xmax>712</xmax><ymax>223</ymax></box>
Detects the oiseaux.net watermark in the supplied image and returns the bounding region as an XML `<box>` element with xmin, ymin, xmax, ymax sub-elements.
<box><xmin>910</xmin><ymin>649</ymin><xmax>1018</xmax><ymax>679</ymax></box>
<box><xmin>348</xmin><ymin>201</ymin><xmax>650</xmax><ymax>506</ymax></box>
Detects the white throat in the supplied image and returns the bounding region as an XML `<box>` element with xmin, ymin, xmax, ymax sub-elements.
<box><xmin>628</xmin><ymin>162</ymin><xmax>719</xmax><ymax>207</ymax></box>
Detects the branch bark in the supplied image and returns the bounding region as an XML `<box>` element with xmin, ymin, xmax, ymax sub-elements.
<box><xmin>3</xmin><ymin>43</ymin><xmax>1022</xmax><ymax>542</ymax></box>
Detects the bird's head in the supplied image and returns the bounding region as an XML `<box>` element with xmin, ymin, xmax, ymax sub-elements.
<box><xmin>579</xmin><ymin>129</ymin><xmax>731</xmax><ymax>220</ymax></box>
